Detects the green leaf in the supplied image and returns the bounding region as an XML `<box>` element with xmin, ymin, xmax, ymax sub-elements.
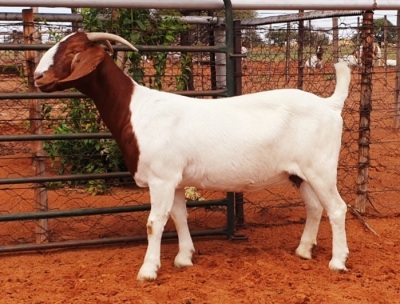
<box><xmin>134</xmin><ymin>19</ymin><xmax>146</xmax><ymax>31</ymax></box>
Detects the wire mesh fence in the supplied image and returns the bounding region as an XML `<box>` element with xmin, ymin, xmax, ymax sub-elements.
<box><xmin>0</xmin><ymin>9</ymin><xmax>399</xmax><ymax>251</ymax></box>
<box><xmin>240</xmin><ymin>12</ymin><xmax>400</xmax><ymax>218</ymax></box>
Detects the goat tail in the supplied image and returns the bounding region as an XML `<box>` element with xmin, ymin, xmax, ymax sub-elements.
<box><xmin>327</xmin><ymin>62</ymin><xmax>351</xmax><ymax>112</ymax></box>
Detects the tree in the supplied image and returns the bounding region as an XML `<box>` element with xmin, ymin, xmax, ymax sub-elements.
<box><xmin>265</xmin><ymin>24</ymin><xmax>329</xmax><ymax>47</ymax></box>
<box><xmin>232</xmin><ymin>10</ymin><xmax>258</xmax><ymax>20</ymax></box>
<box><xmin>266</xmin><ymin>28</ymin><xmax>290</xmax><ymax>46</ymax></box>
<box><xmin>374</xmin><ymin>18</ymin><xmax>396</xmax><ymax>45</ymax></box>
<box><xmin>303</xmin><ymin>26</ymin><xmax>329</xmax><ymax>46</ymax></box>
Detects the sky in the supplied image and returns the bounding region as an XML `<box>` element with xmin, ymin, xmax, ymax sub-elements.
<box><xmin>258</xmin><ymin>10</ymin><xmax>398</xmax><ymax>28</ymax></box>
<box><xmin>0</xmin><ymin>7</ymin><xmax>70</xmax><ymax>13</ymax></box>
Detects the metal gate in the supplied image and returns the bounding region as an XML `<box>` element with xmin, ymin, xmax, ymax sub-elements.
<box><xmin>0</xmin><ymin>0</ymin><xmax>247</xmax><ymax>252</ymax></box>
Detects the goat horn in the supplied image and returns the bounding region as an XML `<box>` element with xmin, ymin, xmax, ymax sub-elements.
<box><xmin>86</xmin><ymin>32</ymin><xmax>139</xmax><ymax>52</ymax></box>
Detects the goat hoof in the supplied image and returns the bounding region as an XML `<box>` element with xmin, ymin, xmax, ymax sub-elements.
<box><xmin>137</xmin><ymin>264</ymin><xmax>159</xmax><ymax>281</ymax></box>
<box><xmin>174</xmin><ymin>253</ymin><xmax>193</xmax><ymax>268</ymax></box>
<box><xmin>329</xmin><ymin>259</ymin><xmax>348</xmax><ymax>272</ymax></box>
<box><xmin>295</xmin><ymin>246</ymin><xmax>313</xmax><ymax>260</ymax></box>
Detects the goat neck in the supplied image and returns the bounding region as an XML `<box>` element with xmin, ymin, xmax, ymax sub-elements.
<box><xmin>76</xmin><ymin>53</ymin><xmax>140</xmax><ymax>175</ymax></box>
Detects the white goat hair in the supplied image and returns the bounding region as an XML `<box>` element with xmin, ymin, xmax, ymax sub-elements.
<box><xmin>339</xmin><ymin>54</ymin><xmax>359</xmax><ymax>67</ymax></box>
<box><xmin>386</xmin><ymin>59</ymin><xmax>397</xmax><ymax>67</ymax></box>
<box><xmin>341</xmin><ymin>43</ymin><xmax>383</xmax><ymax>67</ymax></box>
<box><xmin>167</xmin><ymin>51</ymin><xmax>181</xmax><ymax>64</ymax></box>
<box><xmin>305</xmin><ymin>46</ymin><xmax>324</xmax><ymax>69</ymax></box>
<box><xmin>34</xmin><ymin>32</ymin><xmax>351</xmax><ymax>281</ymax></box>
<box><xmin>305</xmin><ymin>55</ymin><xmax>322</xmax><ymax>69</ymax></box>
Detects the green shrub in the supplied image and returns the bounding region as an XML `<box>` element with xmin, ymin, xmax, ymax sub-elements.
<box><xmin>44</xmin><ymin>98</ymin><xmax>126</xmax><ymax>194</ymax></box>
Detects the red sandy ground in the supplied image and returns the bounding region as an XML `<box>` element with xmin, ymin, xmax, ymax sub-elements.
<box><xmin>0</xmin><ymin>215</ymin><xmax>399</xmax><ymax>304</ymax></box>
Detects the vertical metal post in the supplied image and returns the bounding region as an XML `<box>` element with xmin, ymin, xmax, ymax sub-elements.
<box><xmin>225</xmin><ymin>192</ymin><xmax>236</xmax><ymax>238</ymax></box>
<box><xmin>394</xmin><ymin>11</ymin><xmax>400</xmax><ymax>130</ymax></box>
<box><xmin>285</xmin><ymin>22</ymin><xmax>291</xmax><ymax>83</ymax></box>
<box><xmin>23</xmin><ymin>9</ymin><xmax>49</xmax><ymax>243</ymax></box>
<box><xmin>384</xmin><ymin>15</ymin><xmax>388</xmax><ymax>79</ymax></box>
<box><xmin>233</xmin><ymin>19</ymin><xmax>245</xmax><ymax>228</ymax></box>
<box><xmin>332</xmin><ymin>17</ymin><xmax>339</xmax><ymax>63</ymax></box>
<box><xmin>223</xmin><ymin>0</ymin><xmax>235</xmax><ymax>97</ymax></box>
<box><xmin>356</xmin><ymin>10</ymin><xmax>374</xmax><ymax>214</ymax></box>
<box><xmin>223</xmin><ymin>0</ymin><xmax>237</xmax><ymax>237</ymax></box>
<box><xmin>215</xmin><ymin>26</ymin><xmax>227</xmax><ymax>90</ymax></box>
<box><xmin>297</xmin><ymin>10</ymin><xmax>304</xmax><ymax>90</ymax></box>
<box><xmin>208</xmin><ymin>11</ymin><xmax>217</xmax><ymax>92</ymax></box>
<box><xmin>70</xmin><ymin>7</ymin><xmax>81</xmax><ymax>32</ymax></box>
<box><xmin>233</xmin><ymin>20</ymin><xmax>242</xmax><ymax>96</ymax></box>
<box><xmin>357</xmin><ymin>17</ymin><xmax>361</xmax><ymax>65</ymax></box>
<box><xmin>308</xmin><ymin>19</ymin><xmax>312</xmax><ymax>61</ymax></box>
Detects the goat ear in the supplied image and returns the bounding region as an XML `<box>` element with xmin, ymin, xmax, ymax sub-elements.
<box><xmin>58</xmin><ymin>46</ymin><xmax>105</xmax><ymax>83</ymax></box>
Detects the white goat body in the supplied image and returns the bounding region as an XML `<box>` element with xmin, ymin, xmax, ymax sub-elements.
<box><xmin>305</xmin><ymin>46</ymin><xmax>323</xmax><ymax>69</ymax></box>
<box><xmin>386</xmin><ymin>59</ymin><xmax>397</xmax><ymax>66</ymax></box>
<box><xmin>339</xmin><ymin>54</ymin><xmax>359</xmax><ymax>67</ymax></box>
<box><xmin>133</xmin><ymin>86</ymin><xmax>344</xmax><ymax>191</ymax></box>
<box><xmin>341</xmin><ymin>43</ymin><xmax>382</xmax><ymax>67</ymax></box>
<box><xmin>34</xmin><ymin>32</ymin><xmax>351</xmax><ymax>281</ymax></box>
<box><xmin>305</xmin><ymin>55</ymin><xmax>323</xmax><ymax>69</ymax></box>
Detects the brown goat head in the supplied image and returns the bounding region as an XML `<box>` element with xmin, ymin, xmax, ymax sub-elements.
<box><xmin>34</xmin><ymin>32</ymin><xmax>106</xmax><ymax>92</ymax></box>
<box><xmin>34</xmin><ymin>31</ymin><xmax>137</xmax><ymax>92</ymax></box>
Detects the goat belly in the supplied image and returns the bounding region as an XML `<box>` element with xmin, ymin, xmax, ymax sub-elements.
<box><xmin>179</xmin><ymin>159</ymin><xmax>292</xmax><ymax>192</ymax></box>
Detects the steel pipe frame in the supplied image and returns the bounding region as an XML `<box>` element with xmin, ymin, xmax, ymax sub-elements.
<box><xmin>0</xmin><ymin>199</ymin><xmax>233</xmax><ymax>253</ymax></box>
<box><xmin>0</xmin><ymin>0</ymin><xmax>398</xmax><ymax>10</ymax></box>
<box><xmin>0</xmin><ymin>11</ymin><xmax>364</xmax><ymax>26</ymax></box>
<box><xmin>0</xmin><ymin>199</ymin><xmax>228</xmax><ymax>222</ymax></box>
<box><xmin>0</xmin><ymin>44</ymin><xmax>226</xmax><ymax>53</ymax></box>
<box><xmin>0</xmin><ymin>89</ymin><xmax>227</xmax><ymax>100</ymax></box>
<box><xmin>0</xmin><ymin>228</ymin><xmax>230</xmax><ymax>253</ymax></box>
<box><xmin>0</xmin><ymin>13</ymin><xmax>221</xmax><ymax>25</ymax></box>
<box><xmin>0</xmin><ymin>0</ymin><xmax>242</xmax><ymax>252</ymax></box>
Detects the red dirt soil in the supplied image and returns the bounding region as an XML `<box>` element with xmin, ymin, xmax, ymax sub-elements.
<box><xmin>1</xmin><ymin>215</ymin><xmax>399</xmax><ymax>304</ymax></box>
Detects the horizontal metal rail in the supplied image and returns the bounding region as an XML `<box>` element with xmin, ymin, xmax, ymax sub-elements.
<box><xmin>0</xmin><ymin>198</ymin><xmax>234</xmax><ymax>253</ymax></box>
<box><xmin>0</xmin><ymin>199</ymin><xmax>228</xmax><ymax>222</ymax></box>
<box><xmin>0</xmin><ymin>89</ymin><xmax>227</xmax><ymax>99</ymax></box>
<box><xmin>0</xmin><ymin>13</ymin><xmax>222</xmax><ymax>25</ymax></box>
<box><xmin>0</xmin><ymin>44</ymin><xmax>227</xmax><ymax>53</ymax></box>
<box><xmin>0</xmin><ymin>133</ymin><xmax>126</xmax><ymax>187</ymax></box>
<box><xmin>0</xmin><ymin>228</ymin><xmax>229</xmax><ymax>253</ymax></box>
<box><xmin>241</xmin><ymin>10</ymin><xmax>363</xmax><ymax>26</ymax></box>
<box><xmin>0</xmin><ymin>133</ymin><xmax>114</xmax><ymax>141</ymax></box>
<box><xmin>0</xmin><ymin>0</ymin><xmax>396</xmax><ymax>10</ymax></box>
<box><xmin>0</xmin><ymin>172</ymin><xmax>133</xmax><ymax>185</ymax></box>
<box><xmin>0</xmin><ymin>92</ymin><xmax>83</xmax><ymax>100</ymax></box>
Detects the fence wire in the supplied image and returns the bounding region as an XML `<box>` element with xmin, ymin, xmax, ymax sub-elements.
<box><xmin>0</xmin><ymin>11</ymin><xmax>399</xmax><ymax>250</ymax></box>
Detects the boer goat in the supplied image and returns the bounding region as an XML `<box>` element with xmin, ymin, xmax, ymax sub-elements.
<box><xmin>339</xmin><ymin>54</ymin><xmax>359</xmax><ymax>67</ymax></box>
<box><xmin>386</xmin><ymin>59</ymin><xmax>397</xmax><ymax>67</ymax></box>
<box><xmin>340</xmin><ymin>43</ymin><xmax>383</xmax><ymax>67</ymax></box>
<box><xmin>166</xmin><ymin>51</ymin><xmax>181</xmax><ymax>64</ymax></box>
<box><xmin>34</xmin><ymin>32</ymin><xmax>351</xmax><ymax>281</ymax></box>
<box><xmin>305</xmin><ymin>46</ymin><xmax>324</xmax><ymax>69</ymax></box>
